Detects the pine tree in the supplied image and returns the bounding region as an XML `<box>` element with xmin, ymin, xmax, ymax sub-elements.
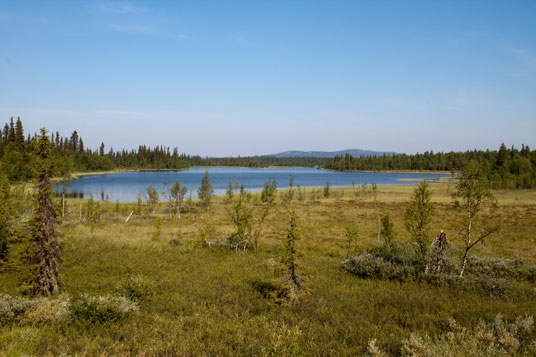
<box><xmin>15</xmin><ymin>117</ymin><xmax>24</xmax><ymax>152</ymax></box>
<box><xmin>8</xmin><ymin>117</ymin><xmax>15</xmax><ymax>143</ymax></box>
<box><xmin>29</xmin><ymin>128</ymin><xmax>62</xmax><ymax>296</ymax></box>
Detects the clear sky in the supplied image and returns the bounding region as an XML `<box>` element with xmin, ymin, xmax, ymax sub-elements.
<box><xmin>1</xmin><ymin>1</ymin><xmax>535</xmax><ymax>156</ymax></box>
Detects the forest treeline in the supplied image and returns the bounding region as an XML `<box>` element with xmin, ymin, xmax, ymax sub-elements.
<box><xmin>0</xmin><ymin>118</ymin><xmax>325</xmax><ymax>181</ymax></box>
<box><xmin>325</xmin><ymin>144</ymin><xmax>536</xmax><ymax>188</ymax></box>
<box><xmin>1</xmin><ymin>117</ymin><xmax>536</xmax><ymax>189</ymax></box>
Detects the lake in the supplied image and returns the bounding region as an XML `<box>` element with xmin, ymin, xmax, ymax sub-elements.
<box><xmin>55</xmin><ymin>167</ymin><xmax>449</xmax><ymax>202</ymax></box>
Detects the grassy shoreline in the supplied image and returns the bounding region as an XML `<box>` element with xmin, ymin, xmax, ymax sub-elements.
<box><xmin>1</xmin><ymin>182</ymin><xmax>535</xmax><ymax>355</ymax></box>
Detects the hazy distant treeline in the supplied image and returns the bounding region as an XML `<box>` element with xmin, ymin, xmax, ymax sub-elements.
<box><xmin>324</xmin><ymin>145</ymin><xmax>536</xmax><ymax>188</ymax></box>
<box><xmin>186</xmin><ymin>155</ymin><xmax>326</xmax><ymax>168</ymax></box>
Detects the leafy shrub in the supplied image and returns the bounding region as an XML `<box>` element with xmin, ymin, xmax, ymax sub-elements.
<box><xmin>465</xmin><ymin>256</ymin><xmax>536</xmax><ymax>282</ymax></box>
<box><xmin>116</xmin><ymin>274</ymin><xmax>155</xmax><ymax>303</ymax></box>
<box><xmin>71</xmin><ymin>294</ymin><xmax>138</xmax><ymax>323</ymax></box>
<box><xmin>0</xmin><ymin>294</ymin><xmax>40</xmax><ymax>324</ymax></box>
<box><xmin>344</xmin><ymin>254</ymin><xmax>508</xmax><ymax>297</ymax></box>
<box><xmin>368</xmin><ymin>241</ymin><xmax>419</xmax><ymax>266</ymax></box>
<box><xmin>398</xmin><ymin>314</ymin><xmax>536</xmax><ymax>356</ymax></box>
<box><xmin>342</xmin><ymin>254</ymin><xmax>418</xmax><ymax>281</ymax></box>
<box><xmin>0</xmin><ymin>294</ymin><xmax>70</xmax><ymax>325</ymax></box>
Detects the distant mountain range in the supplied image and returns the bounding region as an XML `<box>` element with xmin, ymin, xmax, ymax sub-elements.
<box><xmin>269</xmin><ymin>149</ymin><xmax>397</xmax><ymax>158</ymax></box>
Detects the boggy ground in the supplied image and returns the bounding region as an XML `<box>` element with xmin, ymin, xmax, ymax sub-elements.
<box><xmin>1</xmin><ymin>184</ymin><xmax>536</xmax><ymax>355</ymax></box>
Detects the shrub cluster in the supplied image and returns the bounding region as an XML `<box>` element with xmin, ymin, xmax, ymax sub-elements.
<box><xmin>116</xmin><ymin>274</ymin><xmax>155</xmax><ymax>303</ymax></box>
<box><xmin>369</xmin><ymin>314</ymin><xmax>536</xmax><ymax>356</ymax></box>
<box><xmin>1</xmin><ymin>293</ymin><xmax>138</xmax><ymax>326</ymax></box>
<box><xmin>71</xmin><ymin>294</ymin><xmax>138</xmax><ymax>324</ymax></box>
<box><xmin>0</xmin><ymin>294</ymin><xmax>70</xmax><ymax>325</ymax></box>
<box><xmin>342</xmin><ymin>252</ymin><xmax>510</xmax><ymax>297</ymax></box>
<box><xmin>464</xmin><ymin>256</ymin><xmax>536</xmax><ymax>282</ymax></box>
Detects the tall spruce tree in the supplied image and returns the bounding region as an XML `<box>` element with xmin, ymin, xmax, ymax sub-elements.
<box><xmin>29</xmin><ymin>128</ymin><xmax>61</xmax><ymax>296</ymax></box>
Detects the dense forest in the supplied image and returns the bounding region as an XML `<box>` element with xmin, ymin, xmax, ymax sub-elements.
<box><xmin>0</xmin><ymin>118</ymin><xmax>326</xmax><ymax>182</ymax></box>
<box><xmin>325</xmin><ymin>145</ymin><xmax>536</xmax><ymax>188</ymax></box>
<box><xmin>2</xmin><ymin>117</ymin><xmax>535</xmax><ymax>189</ymax></box>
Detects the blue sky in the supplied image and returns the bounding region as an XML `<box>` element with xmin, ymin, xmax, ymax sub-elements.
<box><xmin>1</xmin><ymin>1</ymin><xmax>535</xmax><ymax>156</ymax></box>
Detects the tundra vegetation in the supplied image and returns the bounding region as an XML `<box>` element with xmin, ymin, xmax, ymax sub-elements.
<box><xmin>1</xmin><ymin>126</ymin><xmax>536</xmax><ymax>355</ymax></box>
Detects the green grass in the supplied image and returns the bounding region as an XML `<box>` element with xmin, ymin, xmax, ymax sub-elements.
<box><xmin>1</xmin><ymin>185</ymin><xmax>536</xmax><ymax>355</ymax></box>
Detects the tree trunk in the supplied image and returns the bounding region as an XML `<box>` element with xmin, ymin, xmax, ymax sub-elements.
<box><xmin>460</xmin><ymin>212</ymin><xmax>472</xmax><ymax>276</ymax></box>
<box><xmin>460</xmin><ymin>247</ymin><xmax>470</xmax><ymax>276</ymax></box>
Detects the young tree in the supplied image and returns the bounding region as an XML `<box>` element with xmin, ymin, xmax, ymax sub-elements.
<box><xmin>225</xmin><ymin>181</ymin><xmax>234</xmax><ymax>202</ymax></box>
<box><xmin>170</xmin><ymin>180</ymin><xmax>187</xmax><ymax>218</ymax></box>
<box><xmin>454</xmin><ymin>160</ymin><xmax>499</xmax><ymax>276</ymax></box>
<box><xmin>380</xmin><ymin>214</ymin><xmax>395</xmax><ymax>252</ymax></box>
<box><xmin>404</xmin><ymin>181</ymin><xmax>434</xmax><ymax>262</ymax></box>
<box><xmin>28</xmin><ymin>128</ymin><xmax>61</xmax><ymax>296</ymax></box>
<box><xmin>227</xmin><ymin>199</ymin><xmax>253</xmax><ymax>251</ymax></box>
<box><xmin>145</xmin><ymin>185</ymin><xmax>159</xmax><ymax>215</ymax></box>
<box><xmin>280</xmin><ymin>211</ymin><xmax>303</xmax><ymax>301</ymax></box>
<box><xmin>0</xmin><ymin>172</ymin><xmax>12</xmax><ymax>263</ymax></box>
<box><xmin>198</xmin><ymin>170</ymin><xmax>214</xmax><ymax>214</ymax></box>
<box><xmin>287</xmin><ymin>175</ymin><xmax>295</xmax><ymax>203</ymax></box>
<box><xmin>261</xmin><ymin>180</ymin><xmax>277</xmax><ymax>204</ymax></box>
<box><xmin>323</xmin><ymin>180</ymin><xmax>330</xmax><ymax>198</ymax></box>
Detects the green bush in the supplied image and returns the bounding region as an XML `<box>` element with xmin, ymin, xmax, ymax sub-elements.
<box><xmin>71</xmin><ymin>294</ymin><xmax>138</xmax><ymax>323</ymax></box>
<box><xmin>465</xmin><ymin>256</ymin><xmax>536</xmax><ymax>282</ymax></box>
<box><xmin>0</xmin><ymin>294</ymin><xmax>70</xmax><ymax>325</ymax></box>
<box><xmin>369</xmin><ymin>314</ymin><xmax>536</xmax><ymax>356</ymax></box>
<box><xmin>0</xmin><ymin>294</ymin><xmax>40</xmax><ymax>324</ymax></box>
<box><xmin>116</xmin><ymin>274</ymin><xmax>155</xmax><ymax>303</ymax></box>
<box><xmin>343</xmin><ymin>254</ymin><xmax>509</xmax><ymax>297</ymax></box>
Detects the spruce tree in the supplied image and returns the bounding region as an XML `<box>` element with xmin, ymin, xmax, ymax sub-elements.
<box><xmin>280</xmin><ymin>211</ymin><xmax>303</xmax><ymax>301</ymax></box>
<box><xmin>29</xmin><ymin>128</ymin><xmax>61</xmax><ymax>296</ymax></box>
<box><xmin>15</xmin><ymin>117</ymin><xmax>25</xmax><ymax>152</ymax></box>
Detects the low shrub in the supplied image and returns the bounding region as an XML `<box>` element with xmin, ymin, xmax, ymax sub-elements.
<box><xmin>0</xmin><ymin>294</ymin><xmax>70</xmax><ymax>325</ymax></box>
<box><xmin>0</xmin><ymin>294</ymin><xmax>40</xmax><ymax>325</ymax></box>
<box><xmin>70</xmin><ymin>294</ymin><xmax>138</xmax><ymax>324</ymax></box>
<box><xmin>116</xmin><ymin>274</ymin><xmax>155</xmax><ymax>303</ymax></box>
<box><xmin>342</xmin><ymin>254</ymin><xmax>418</xmax><ymax>281</ymax></box>
<box><xmin>23</xmin><ymin>294</ymin><xmax>71</xmax><ymax>324</ymax></box>
<box><xmin>343</xmin><ymin>254</ymin><xmax>509</xmax><ymax>297</ymax></box>
<box><xmin>369</xmin><ymin>314</ymin><xmax>536</xmax><ymax>356</ymax></box>
<box><xmin>465</xmin><ymin>256</ymin><xmax>536</xmax><ymax>282</ymax></box>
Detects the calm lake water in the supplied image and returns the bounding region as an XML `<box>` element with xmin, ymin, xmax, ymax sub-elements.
<box><xmin>55</xmin><ymin>167</ymin><xmax>448</xmax><ymax>202</ymax></box>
